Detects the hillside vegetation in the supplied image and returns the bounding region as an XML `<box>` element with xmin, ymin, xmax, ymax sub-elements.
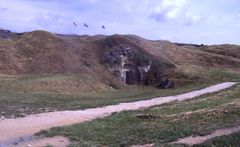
<box><xmin>0</xmin><ymin>29</ymin><xmax>240</xmax><ymax>146</ymax></box>
<box><xmin>0</xmin><ymin>29</ymin><xmax>240</xmax><ymax>117</ymax></box>
<box><xmin>0</xmin><ymin>30</ymin><xmax>239</xmax><ymax>94</ymax></box>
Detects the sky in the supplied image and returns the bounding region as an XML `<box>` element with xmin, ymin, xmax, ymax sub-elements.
<box><xmin>0</xmin><ymin>0</ymin><xmax>240</xmax><ymax>45</ymax></box>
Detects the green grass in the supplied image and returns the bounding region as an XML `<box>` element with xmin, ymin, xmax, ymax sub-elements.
<box><xmin>45</xmin><ymin>144</ymin><xmax>54</xmax><ymax>147</ymax></box>
<box><xmin>0</xmin><ymin>81</ymin><xmax>211</xmax><ymax>118</ymax></box>
<box><xmin>39</xmin><ymin>84</ymin><xmax>240</xmax><ymax>147</ymax></box>
<box><xmin>0</xmin><ymin>74</ymin><xmax>108</xmax><ymax>93</ymax></box>
<box><xmin>206</xmin><ymin>68</ymin><xmax>240</xmax><ymax>82</ymax></box>
<box><xmin>1</xmin><ymin>67</ymin><xmax>239</xmax><ymax>118</ymax></box>
<box><xmin>195</xmin><ymin>132</ymin><xmax>240</xmax><ymax>147</ymax></box>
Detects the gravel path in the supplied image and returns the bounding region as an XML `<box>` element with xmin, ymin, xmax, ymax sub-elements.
<box><xmin>0</xmin><ymin>82</ymin><xmax>237</xmax><ymax>145</ymax></box>
<box><xmin>3</xmin><ymin>136</ymin><xmax>70</xmax><ymax>147</ymax></box>
<box><xmin>172</xmin><ymin>125</ymin><xmax>240</xmax><ymax>145</ymax></box>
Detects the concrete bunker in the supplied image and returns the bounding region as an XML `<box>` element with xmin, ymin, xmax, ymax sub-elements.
<box><xmin>122</xmin><ymin>63</ymin><xmax>141</xmax><ymax>84</ymax></box>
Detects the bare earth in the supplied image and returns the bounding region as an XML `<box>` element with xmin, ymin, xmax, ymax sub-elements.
<box><xmin>131</xmin><ymin>143</ymin><xmax>154</xmax><ymax>147</ymax></box>
<box><xmin>172</xmin><ymin>125</ymin><xmax>240</xmax><ymax>146</ymax></box>
<box><xmin>6</xmin><ymin>136</ymin><xmax>70</xmax><ymax>147</ymax></box>
<box><xmin>0</xmin><ymin>82</ymin><xmax>237</xmax><ymax>146</ymax></box>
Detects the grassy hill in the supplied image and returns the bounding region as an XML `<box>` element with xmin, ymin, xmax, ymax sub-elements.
<box><xmin>0</xmin><ymin>30</ymin><xmax>239</xmax><ymax>94</ymax></box>
<box><xmin>0</xmin><ymin>29</ymin><xmax>239</xmax><ymax>118</ymax></box>
<box><xmin>1</xmin><ymin>29</ymin><xmax>239</xmax><ymax>146</ymax></box>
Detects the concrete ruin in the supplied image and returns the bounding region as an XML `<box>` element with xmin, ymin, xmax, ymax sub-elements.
<box><xmin>120</xmin><ymin>56</ymin><xmax>151</xmax><ymax>84</ymax></box>
<box><xmin>104</xmin><ymin>46</ymin><xmax>151</xmax><ymax>85</ymax></box>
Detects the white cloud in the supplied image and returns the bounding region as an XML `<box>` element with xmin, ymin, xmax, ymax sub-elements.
<box><xmin>31</xmin><ymin>12</ymin><xmax>72</xmax><ymax>27</ymax></box>
<box><xmin>0</xmin><ymin>0</ymin><xmax>40</xmax><ymax>31</ymax></box>
<box><xmin>162</xmin><ymin>0</ymin><xmax>187</xmax><ymax>18</ymax></box>
<box><xmin>149</xmin><ymin>0</ymin><xmax>206</xmax><ymax>26</ymax></box>
<box><xmin>160</xmin><ymin>35</ymin><xmax>173</xmax><ymax>40</ymax></box>
<box><xmin>123</xmin><ymin>0</ymin><xmax>137</xmax><ymax>13</ymax></box>
<box><xmin>150</xmin><ymin>0</ymin><xmax>187</xmax><ymax>21</ymax></box>
<box><xmin>0</xmin><ymin>8</ymin><xmax>7</xmax><ymax>12</ymax></box>
<box><xmin>183</xmin><ymin>13</ymin><xmax>206</xmax><ymax>26</ymax></box>
<box><xmin>237</xmin><ymin>11</ymin><xmax>240</xmax><ymax>17</ymax></box>
<box><xmin>89</xmin><ymin>0</ymin><xmax>98</xmax><ymax>3</ymax></box>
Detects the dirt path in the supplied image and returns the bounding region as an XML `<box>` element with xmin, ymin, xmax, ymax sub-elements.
<box><xmin>0</xmin><ymin>82</ymin><xmax>237</xmax><ymax>145</ymax></box>
<box><xmin>2</xmin><ymin>136</ymin><xmax>70</xmax><ymax>147</ymax></box>
<box><xmin>172</xmin><ymin>125</ymin><xmax>240</xmax><ymax>146</ymax></box>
